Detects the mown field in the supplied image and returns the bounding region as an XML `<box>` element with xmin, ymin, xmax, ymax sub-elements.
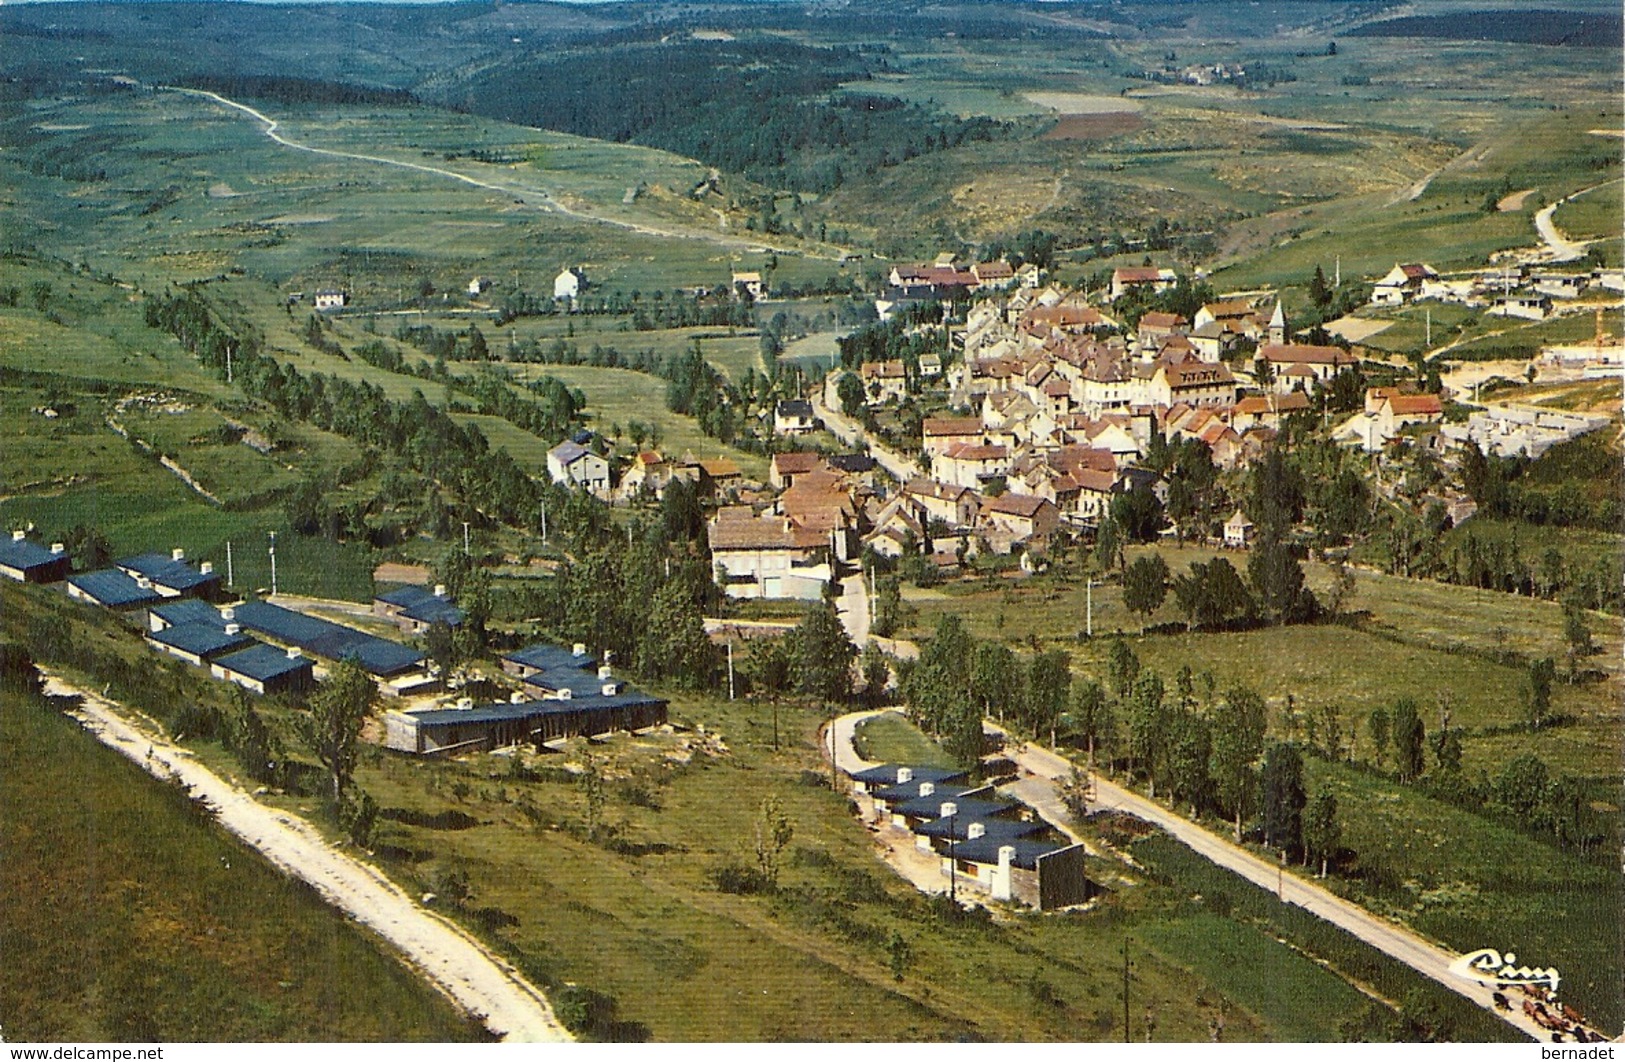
<box><xmin>0</xmin><ymin>686</ymin><xmax>487</xmax><ymax>1042</ymax></box>
<box><xmin>901</xmin><ymin>545</ymin><xmax>1621</xmax><ymax>779</ymax></box>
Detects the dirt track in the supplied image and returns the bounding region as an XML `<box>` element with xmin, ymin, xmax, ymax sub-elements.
<box><xmin>42</xmin><ymin>670</ymin><xmax>571</xmax><ymax>1043</ymax></box>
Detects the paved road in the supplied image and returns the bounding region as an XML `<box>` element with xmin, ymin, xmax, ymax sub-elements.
<box><xmin>809</xmin><ymin>391</ymin><xmax>919</xmax><ymax>483</ymax></box>
<box><xmin>43</xmin><ymin>671</ymin><xmax>571</xmax><ymax>1042</ymax></box>
<box><xmin>1003</xmin><ymin>737</ymin><xmax>1603</xmax><ymax>1043</ymax></box>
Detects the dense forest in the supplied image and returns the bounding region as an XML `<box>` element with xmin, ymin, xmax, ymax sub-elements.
<box><xmin>437</xmin><ymin>38</ymin><xmax>1014</xmax><ymax>193</ymax></box>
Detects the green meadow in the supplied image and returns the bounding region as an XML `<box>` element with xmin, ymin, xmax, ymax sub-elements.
<box><xmin>0</xmin><ymin>687</ymin><xmax>487</xmax><ymax>1042</ymax></box>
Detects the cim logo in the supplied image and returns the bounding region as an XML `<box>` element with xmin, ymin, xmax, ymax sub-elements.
<box><xmin>1448</xmin><ymin>947</ymin><xmax>1562</xmax><ymax>997</ymax></box>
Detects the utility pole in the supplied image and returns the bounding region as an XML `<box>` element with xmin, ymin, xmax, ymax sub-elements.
<box><xmin>462</xmin><ymin>521</ymin><xmax>471</xmax><ymax>556</ymax></box>
<box><xmin>225</xmin><ymin>540</ymin><xmax>234</xmax><ymax>588</ymax></box>
<box><xmin>226</xmin><ymin>342</ymin><xmax>234</xmax><ymax>385</ymax></box>
<box><xmin>540</xmin><ymin>503</ymin><xmax>548</xmax><ymax>545</ymax></box>
<box><xmin>726</xmin><ymin>641</ymin><xmax>735</xmax><ymax>701</ymax></box>
<box><xmin>1425</xmin><ymin>308</ymin><xmax>1432</xmax><ymax>348</ymax></box>
<box><xmin>942</xmin><ymin>802</ymin><xmax>958</xmax><ymax>904</ymax></box>
<box><xmin>268</xmin><ymin>531</ymin><xmax>277</xmax><ymax>598</ymax></box>
<box><xmin>1086</xmin><ymin>577</ymin><xmax>1100</xmax><ymax>637</ymax></box>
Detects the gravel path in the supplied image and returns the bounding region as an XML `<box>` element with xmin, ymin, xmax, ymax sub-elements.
<box><xmin>42</xmin><ymin>671</ymin><xmax>571</xmax><ymax>1043</ymax></box>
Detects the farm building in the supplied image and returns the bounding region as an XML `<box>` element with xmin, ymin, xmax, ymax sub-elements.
<box><xmin>383</xmin><ymin>689</ymin><xmax>668</xmax><ymax>755</ymax></box>
<box><xmin>211</xmin><ymin>644</ymin><xmax>316</xmax><ymax>696</ymax></box>
<box><xmin>114</xmin><ymin>549</ymin><xmax>222</xmax><ymax>601</ymax></box>
<box><xmin>0</xmin><ymin>532</ymin><xmax>71</xmax><ymax>584</ymax></box>
<box><xmin>226</xmin><ymin>599</ymin><xmax>427</xmax><ymax>686</ymax></box>
<box><xmin>67</xmin><ymin>568</ymin><xmax>163</xmax><ymax>611</ymax></box>
<box><xmin>313</xmin><ymin>289</ymin><xmax>348</xmax><ymax>312</ymax></box>
<box><xmin>373</xmin><ymin>584</ymin><xmax>465</xmax><ymax>634</ymax></box>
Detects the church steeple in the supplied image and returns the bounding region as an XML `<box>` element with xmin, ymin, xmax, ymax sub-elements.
<box><xmin>1268</xmin><ymin>301</ymin><xmax>1287</xmax><ymax>346</ymax></box>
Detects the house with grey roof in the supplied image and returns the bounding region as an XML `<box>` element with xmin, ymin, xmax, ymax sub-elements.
<box><xmin>546</xmin><ymin>440</ymin><xmax>610</xmax><ymax>496</ymax></box>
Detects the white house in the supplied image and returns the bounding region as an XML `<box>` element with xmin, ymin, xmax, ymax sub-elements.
<box><xmin>707</xmin><ymin>507</ymin><xmax>832</xmax><ymax>600</ymax></box>
<box><xmin>554</xmin><ymin>267</ymin><xmax>585</xmax><ymax>301</ymax></box>
<box><xmin>547</xmin><ymin>440</ymin><xmax>610</xmax><ymax>495</ymax></box>
<box><xmin>313</xmin><ymin>289</ymin><xmax>348</xmax><ymax>312</ymax></box>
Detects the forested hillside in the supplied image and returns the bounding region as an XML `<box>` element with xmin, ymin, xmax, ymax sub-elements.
<box><xmin>433</xmin><ymin>38</ymin><xmax>1015</xmax><ymax>194</ymax></box>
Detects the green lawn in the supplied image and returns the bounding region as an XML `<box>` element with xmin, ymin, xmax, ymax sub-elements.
<box><xmin>902</xmin><ymin>546</ymin><xmax>1622</xmax><ymax>778</ymax></box>
<box><xmin>852</xmin><ymin>712</ymin><xmax>956</xmax><ymax>768</ymax></box>
<box><xmin>1304</xmin><ymin>759</ymin><xmax>1621</xmax><ymax>1032</ymax></box>
<box><xmin>0</xmin><ymin>686</ymin><xmax>486</xmax><ymax>1042</ymax></box>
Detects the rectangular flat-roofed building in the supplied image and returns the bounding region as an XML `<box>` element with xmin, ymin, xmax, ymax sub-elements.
<box><xmin>67</xmin><ymin>569</ymin><xmax>163</xmax><ymax>611</ymax></box>
<box><xmin>0</xmin><ymin>532</ymin><xmax>72</xmax><ymax>584</ymax></box>
<box><xmin>211</xmin><ymin>644</ymin><xmax>315</xmax><ymax>696</ymax></box>
<box><xmin>148</xmin><ymin>622</ymin><xmax>255</xmax><ymax>667</ymax></box>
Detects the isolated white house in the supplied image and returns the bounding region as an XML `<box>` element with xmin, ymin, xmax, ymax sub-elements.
<box><xmin>554</xmin><ymin>268</ymin><xmax>585</xmax><ymax>301</ymax></box>
<box><xmin>547</xmin><ymin>440</ymin><xmax>610</xmax><ymax>495</ymax></box>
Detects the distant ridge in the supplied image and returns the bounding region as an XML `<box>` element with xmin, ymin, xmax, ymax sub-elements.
<box><xmin>1348</xmin><ymin>9</ymin><xmax>1623</xmax><ymax>48</ymax></box>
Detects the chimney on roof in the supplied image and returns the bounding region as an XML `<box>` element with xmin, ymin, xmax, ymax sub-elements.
<box><xmin>557</xmin><ymin>687</ymin><xmax>572</xmax><ymax>700</ymax></box>
<box><xmin>136</xmin><ymin>576</ymin><xmax>152</xmax><ymax>590</ymax></box>
<box><xmin>967</xmin><ymin>822</ymin><xmax>986</xmax><ymax>840</ymax></box>
<box><xmin>511</xmin><ymin>691</ymin><xmax>526</xmax><ymax>704</ymax></box>
<box><xmin>572</xmin><ymin>642</ymin><xmax>587</xmax><ymax>657</ymax></box>
<box><xmin>221</xmin><ymin>607</ymin><xmax>235</xmax><ymax>620</ymax></box>
<box><xmin>939</xmin><ymin>801</ymin><xmax>958</xmax><ymax>820</ymax></box>
<box><xmin>598</xmin><ymin>665</ymin><xmax>613</xmax><ymax>681</ymax></box>
<box><xmin>50</xmin><ymin>542</ymin><xmax>64</xmax><ymax>554</ymax></box>
<box><xmin>919</xmin><ymin>781</ymin><xmax>935</xmax><ymax>798</ymax></box>
<box><xmin>11</xmin><ymin>530</ymin><xmax>25</xmax><ymax>541</ymax></box>
<box><xmin>172</xmin><ymin>548</ymin><xmax>185</xmax><ymax>562</ymax></box>
<box><xmin>897</xmin><ymin>767</ymin><xmax>914</xmax><ymax>785</ymax></box>
<box><xmin>434</xmin><ymin>584</ymin><xmax>447</xmax><ymax>599</ymax></box>
<box><xmin>286</xmin><ymin>647</ymin><xmax>301</xmax><ymax>659</ymax></box>
<box><xmin>601</xmin><ymin>682</ymin><xmax>620</xmax><ymax>696</ymax></box>
<box><xmin>225</xmin><ymin>623</ymin><xmax>241</xmax><ymax>636</ymax></box>
<box><xmin>199</xmin><ymin>562</ymin><xmax>213</xmax><ymax>575</ymax></box>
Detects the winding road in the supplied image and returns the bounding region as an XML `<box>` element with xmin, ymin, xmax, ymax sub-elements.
<box><xmin>824</xmin><ymin>709</ymin><xmax>1607</xmax><ymax>1042</ymax></box>
<box><xmin>166</xmin><ymin>86</ymin><xmax>844</xmax><ymax>261</ymax></box>
<box><xmin>43</xmin><ymin>670</ymin><xmax>571</xmax><ymax>1043</ymax></box>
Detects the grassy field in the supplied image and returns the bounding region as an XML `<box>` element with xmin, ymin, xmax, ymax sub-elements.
<box><xmin>0</xmin><ymin>687</ymin><xmax>486</xmax><ymax>1042</ymax></box>
<box><xmin>1303</xmin><ymin>758</ymin><xmax>1622</xmax><ymax>1031</ymax></box>
<box><xmin>489</xmin><ymin>363</ymin><xmax>769</xmax><ymax>478</ymax></box>
<box><xmin>1</xmin><ymin>380</ymin><xmax>376</xmax><ymax>601</ymax></box>
<box><xmin>851</xmin><ymin>712</ymin><xmax>957</xmax><ymax>768</ymax></box>
<box><xmin>901</xmin><ymin>545</ymin><xmax>1622</xmax><ymax>778</ymax></box>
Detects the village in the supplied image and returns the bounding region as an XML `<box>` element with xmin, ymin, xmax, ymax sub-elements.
<box><xmin>519</xmin><ymin>247</ymin><xmax>1617</xmax><ymax>604</ymax></box>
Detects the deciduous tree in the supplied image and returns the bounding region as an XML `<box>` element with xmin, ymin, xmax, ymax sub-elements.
<box><xmin>299</xmin><ymin>658</ymin><xmax>375</xmax><ymax>804</ymax></box>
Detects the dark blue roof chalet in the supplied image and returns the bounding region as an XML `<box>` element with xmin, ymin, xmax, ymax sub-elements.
<box><xmin>377</xmin><ymin>585</ymin><xmax>465</xmax><ymax>627</ymax></box>
<box><xmin>849</xmin><ymin>763</ymin><xmax>969</xmax><ymax>788</ymax></box>
<box><xmin>68</xmin><ymin>569</ymin><xmax>162</xmax><ymax>608</ymax></box>
<box><xmin>116</xmin><ymin>552</ymin><xmax>221</xmax><ymax>594</ymax></box>
<box><xmin>410</xmin><ymin>691</ymin><xmax>666</xmax><ymax>729</ymax></box>
<box><xmin>149</xmin><ymin>622</ymin><xmax>254</xmax><ymax>659</ymax></box>
<box><xmin>872</xmin><ymin>779</ymin><xmax>979</xmax><ymax>804</ymax></box>
<box><xmin>893</xmin><ymin>794</ymin><xmax>1016</xmax><ymax>822</ymax></box>
<box><xmin>151</xmin><ymin>599</ymin><xmax>226</xmax><ymax>629</ymax></box>
<box><xmin>506</xmin><ymin>643</ymin><xmax>597</xmax><ymax>674</ymax></box>
<box><xmin>0</xmin><ymin>535</ymin><xmax>69</xmax><ymax>577</ymax></box>
<box><xmin>949</xmin><ymin>836</ymin><xmax>1070</xmax><ymax>870</ymax></box>
<box><xmin>229</xmin><ymin>600</ymin><xmax>424</xmax><ymax>677</ymax></box>
<box><xmin>914</xmin><ymin>814</ymin><xmax>1045</xmax><ymax>843</ymax></box>
<box><xmin>214</xmin><ymin>644</ymin><xmax>312</xmax><ymax>683</ymax></box>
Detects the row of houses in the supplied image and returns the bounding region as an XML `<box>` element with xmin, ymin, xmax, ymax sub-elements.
<box><xmin>548</xmin><ymin>440</ymin><xmax>747</xmax><ymax>503</ymax></box>
<box><xmin>383</xmin><ymin>641</ymin><xmax>667</xmax><ymax>755</ymax></box>
<box><xmin>850</xmin><ymin>763</ymin><xmax>1095</xmax><ymax>910</ymax></box>
<box><xmin>0</xmin><ymin>536</ymin><xmax>318</xmax><ymax>695</ymax></box>
<box><xmin>1370</xmin><ymin>261</ymin><xmax>1606</xmax><ymax>320</ymax></box>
